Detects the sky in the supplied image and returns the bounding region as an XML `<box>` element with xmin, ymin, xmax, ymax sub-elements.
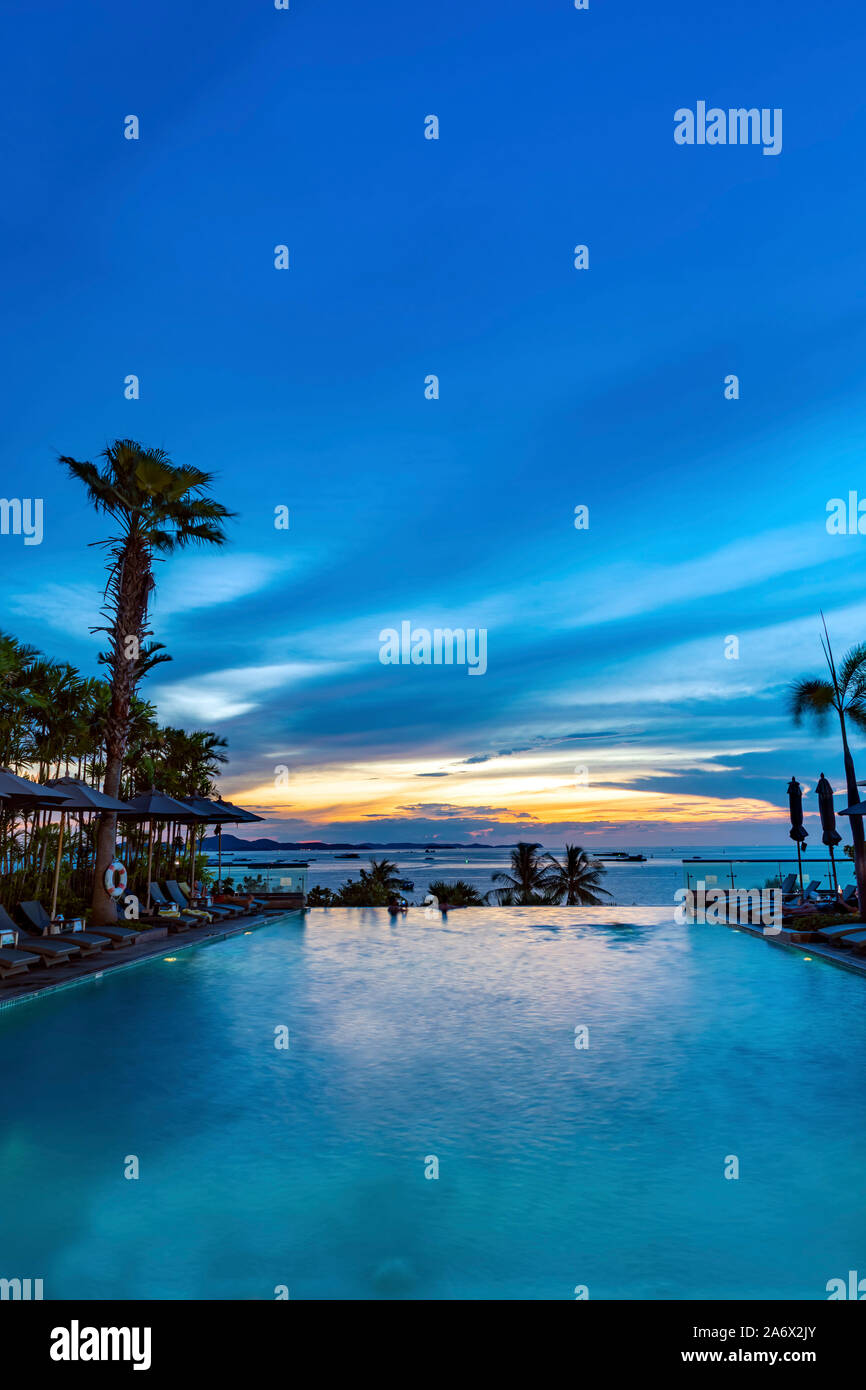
<box><xmin>2</xmin><ymin>0</ymin><xmax>866</xmax><ymax>845</ymax></box>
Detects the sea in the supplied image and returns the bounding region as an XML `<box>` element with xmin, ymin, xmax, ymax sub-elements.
<box><xmin>205</xmin><ymin>844</ymin><xmax>846</xmax><ymax>907</ymax></box>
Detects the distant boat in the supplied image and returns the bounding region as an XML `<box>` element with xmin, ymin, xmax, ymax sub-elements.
<box><xmin>597</xmin><ymin>852</ymin><xmax>646</xmax><ymax>862</ymax></box>
<box><xmin>335</xmin><ymin>853</ymin><xmax>360</xmax><ymax>859</ymax></box>
<box><xmin>395</xmin><ymin>879</ymin><xmax>414</xmax><ymax>890</ymax></box>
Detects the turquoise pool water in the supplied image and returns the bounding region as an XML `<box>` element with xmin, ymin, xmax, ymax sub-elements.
<box><xmin>1</xmin><ymin>907</ymin><xmax>863</xmax><ymax>1300</ymax></box>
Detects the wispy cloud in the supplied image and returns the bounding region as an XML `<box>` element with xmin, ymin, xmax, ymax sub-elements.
<box><xmin>152</xmin><ymin>553</ymin><xmax>291</xmax><ymax>618</ymax></box>
<box><xmin>153</xmin><ymin>661</ymin><xmax>338</xmax><ymax>724</ymax></box>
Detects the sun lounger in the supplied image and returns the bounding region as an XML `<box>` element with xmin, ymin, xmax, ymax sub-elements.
<box><xmin>17</xmin><ymin>901</ymin><xmax>111</xmax><ymax>957</ymax></box>
<box><xmin>811</xmin><ymin>921</ymin><xmax>866</xmax><ymax>944</ymax></box>
<box><xmin>147</xmin><ymin>884</ymin><xmax>199</xmax><ymax>927</ymax></box>
<box><xmin>0</xmin><ymin>906</ymin><xmax>80</xmax><ymax>967</ymax></box>
<box><xmin>85</xmin><ymin>923</ymin><xmax>142</xmax><ymax>947</ymax></box>
<box><xmin>178</xmin><ymin>881</ymin><xmax>249</xmax><ymax>916</ymax></box>
<box><xmin>0</xmin><ymin>927</ymin><xmax>40</xmax><ymax>980</ymax></box>
<box><xmin>779</xmin><ymin>874</ymin><xmax>798</xmax><ymax>898</ymax></box>
<box><xmin>783</xmin><ymin>902</ymin><xmax>823</xmax><ymax>920</ymax></box>
<box><xmin>15</xmin><ymin>936</ymin><xmax>80</xmax><ymax>965</ymax></box>
<box><xmin>0</xmin><ymin>922</ymin><xmax>79</xmax><ymax>967</ymax></box>
<box><xmin>19</xmin><ymin>899</ymin><xmax>141</xmax><ymax>949</ymax></box>
<box><xmin>183</xmin><ymin>880</ymin><xmax>264</xmax><ymax>913</ymax></box>
<box><xmin>162</xmin><ymin>881</ymin><xmax>219</xmax><ymax>921</ymax></box>
<box><xmin>801</xmin><ymin>880</ymin><xmax>824</xmax><ymax>900</ymax></box>
<box><xmin>824</xmin><ymin>928</ymin><xmax>866</xmax><ymax>952</ymax></box>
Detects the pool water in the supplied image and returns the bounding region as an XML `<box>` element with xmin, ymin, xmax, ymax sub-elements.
<box><xmin>1</xmin><ymin>907</ymin><xmax>863</xmax><ymax>1300</ymax></box>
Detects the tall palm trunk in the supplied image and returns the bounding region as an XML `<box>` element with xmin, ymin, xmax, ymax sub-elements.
<box><xmin>90</xmin><ymin>534</ymin><xmax>149</xmax><ymax>925</ymax></box>
<box><xmin>91</xmin><ymin>752</ymin><xmax>123</xmax><ymax>924</ymax></box>
<box><xmin>839</xmin><ymin>715</ymin><xmax>866</xmax><ymax>917</ymax></box>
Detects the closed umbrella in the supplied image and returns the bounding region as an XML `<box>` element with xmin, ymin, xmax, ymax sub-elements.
<box><xmin>787</xmin><ymin>776</ymin><xmax>808</xmax><ymax>900</ymax></box>
<box><xmin>815</xmin><ymin>773</ymin><xmax>841</xmax><ymax>895</ymax></box>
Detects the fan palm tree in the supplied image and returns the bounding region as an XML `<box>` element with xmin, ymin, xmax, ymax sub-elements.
<box><xmin>427</xmin><ymin>879</ymin><xmax>485</xmax><ymax>906</ymax></box>
<box><xmin>788</xmin><ymin>618</ymin><xmax>866</xmax><ymax>917</ymax></box>
<box><xmin>491</xmin><ymin>841</ymin><xmax>548</xmax><ymax>904</ymax></box>
<box><xmin>62</xmin><ymin>440</ymin><xmax>234</xmax><ymax>923</ymax></box>
<box><xmin>540</xmin><ymin>844</ymin><xmax>611</xmax><ymax>905</ymax></box>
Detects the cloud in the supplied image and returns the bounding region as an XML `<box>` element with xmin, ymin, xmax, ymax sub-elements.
<box><xmin>392</xmin><ymin>802</ymin><xmax>539</xmax><ymax>820</ymax></box>
<box><xmin>152</xmin><ymin>553</ymin><xmax>290</xmax><ymax>618</ymax></box>
<box><xmin>10</xmin><ymin>553</ymin><xmax>290</xmax><ymax>643</ymax></box>
<box><xmin>152</xmin><ymin>661</ymin><xmax>338</xmax><ymax>724</ymax></box>
<box><xmin>10</xmin><ymin>583</ymin><xmax>103</xmax><ymax>637</ymax></box>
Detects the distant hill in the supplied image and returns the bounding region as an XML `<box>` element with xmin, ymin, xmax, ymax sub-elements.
<box><xmin>201</xmin><ymin>833</ymin><xmax>517</xmax><ymax>851</ymax></box>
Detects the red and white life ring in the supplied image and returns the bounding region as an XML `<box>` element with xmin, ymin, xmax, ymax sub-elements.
<box><xmin>104</xmin><ymin>860</ymin><xmax>128</xmax><ymax>898</ymax></box>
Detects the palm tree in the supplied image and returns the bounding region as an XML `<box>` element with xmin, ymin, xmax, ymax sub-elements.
<box><xmin>0</xmin><ymin>631</ymin><xmax>41</xmax><ymax>768</ymax></box>
<box><xmin>540</xmin><ymin>844</ymin><xmax>611</xmax><ymax>905</ymax></box>
<box><xmin>491</xmin><ymin>841</ymin><xmax>548</xmax><ymax>904</ymax></box>
<box><xmin>62</xmin><ymin>440</ymin><xmax>234</xmax><ymax>923</ymax></box>
<box><xmin>789</xmin><ymin>618</ymin><xmax>866</xmax><ymax>917</ymax></box>
<box><xmin>427</xmin><ymin>879</ymin><xmax>485</xmax><ymax>906</ymax></box>
<box><xmin>366</xmin><ymin>857</ymin><xmax>402</xmax><ymax>895</ymax></box>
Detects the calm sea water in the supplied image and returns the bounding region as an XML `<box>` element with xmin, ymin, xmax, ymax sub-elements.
<box><xmin>211</xmin><ymin>844</ymin><xmax>844</xmax><ymax>906</ymax></box>
<box><xmin>1</xmin><ymin>906</ymin><xmax>862</xmax><ymax>1299</ymax></box>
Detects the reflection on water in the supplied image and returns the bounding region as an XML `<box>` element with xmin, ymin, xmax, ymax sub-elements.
<box><xmin>1</xmin><ymin>906</ymin><xmax>863</xmax><ymax>1299</ymax></box>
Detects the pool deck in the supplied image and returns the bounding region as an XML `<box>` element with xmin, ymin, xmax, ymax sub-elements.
<box><xmin>0</xmin><ymin>909</ymin><xmax>301</xmax><ymax>1012</ymax></box>
<box><xmin>730</xmin><ymin>920</ymin><xmax>866</xmax><ymax>977</ymax></box>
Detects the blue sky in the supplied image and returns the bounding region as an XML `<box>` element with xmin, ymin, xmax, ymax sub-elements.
<box><xmin>3</xmin><ymin>0</ymin><xmax>866</xmax><ymax>843</ymax></box>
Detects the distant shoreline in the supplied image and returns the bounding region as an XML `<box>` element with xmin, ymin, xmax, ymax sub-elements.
<box><xmin>203</xmin><ymin>835</ymin><xmax>811</xmax><ymax>854</ymax></box>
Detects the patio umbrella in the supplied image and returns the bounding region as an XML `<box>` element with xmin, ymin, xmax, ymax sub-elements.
<box><xmin>0</xmin><ymin>770</ymin><xmax>71</xmax><ymax>894</ymax></box>
<box><xmin>211</xmin><ymin>797</ymin><xmax>265</xmax><ymax>887</ymax></box>
<box><xmin>212</xmin><ymin>797</ymin><xmax>265</xmax><ymax>821</ymax></box>
<box><xmin>172</xmin><ymin>797</ymin><xmax>238</xmax><ymax>892</ymax></box>
<box><xmin>43</xmin><ymin>778</ymin><xmax>133</xmax><ymax>920</ymax></box>
<box><xmin>787</xmin><ymin>776</ymin><xmax>808</xmax><ymax>899</ymax></box>
<box><xmin>0</xmin><ymin>767</ymin><xmax>71</xmax><ymax>807</ymax></box>
<box><xmin>815</xmin><ymin>773</ymin><xmax>841</xmax><ymax>895</ymax></box>
<box><xmin>123</xmin><ymin>789</ymin><xmax>195</xmax><ymax>912</ymax></box>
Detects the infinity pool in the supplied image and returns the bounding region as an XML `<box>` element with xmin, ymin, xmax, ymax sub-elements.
<box><xmin>1</xmin><ymin>907</ymin><xmax>863</xmax><ymax>1299</ymax></box>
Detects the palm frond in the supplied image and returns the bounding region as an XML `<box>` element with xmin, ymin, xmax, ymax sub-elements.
<box><xmin>788</xmin><ymin>676</ymin><xmax>836</xmax><ymax>727</ymax></box>
<box><xmin>837</xmin><ymin>642</ymin><xmax>866</xmax><ymax>696</ymax></box>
